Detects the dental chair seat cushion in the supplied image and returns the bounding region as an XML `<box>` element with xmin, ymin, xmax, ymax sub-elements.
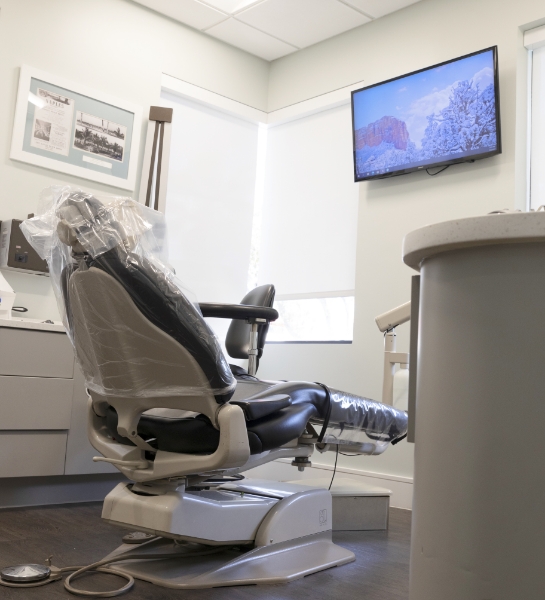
<box><xmin>105</xmin><ymin>408</ymin><xmax>220</xmax><ymax>453</ymax></box>
<box><xmin>245</xmin><ymin>402</ymin><xmax>318</xmax><ymax>454</ymax></box>
<box><xmin>105</xmin><ymin>401</ymin><xmax>318</xmax><ymax>455</ymax></box>
<box><xmin>230</xmin><ymin>394</ymin><xmax>291</xmax><ymax>421</ymax></box>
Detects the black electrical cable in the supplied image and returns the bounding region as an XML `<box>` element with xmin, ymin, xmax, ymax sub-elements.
<box><xmin>315</xmin><ymin>382</ymin><xmax>332</xmax><ymax>443</ymax></box>
<box><xmin>328</xmin><ymin>445</ymin><xmax>339</xmax><ymax>491</ymax></box>
<box><xmin>426</xmin><ymin>164</ymin><xmax>450</xmax><ymax>176</ymax></box>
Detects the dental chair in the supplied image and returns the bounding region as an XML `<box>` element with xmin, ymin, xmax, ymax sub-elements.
<box><xmin>21</xmin><ymin>187</ymin><xmax>408</xmax><ymax>590</ymax></box>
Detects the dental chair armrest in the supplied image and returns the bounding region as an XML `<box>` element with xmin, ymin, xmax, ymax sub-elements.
<box><xmin>199</xmin><ymin>303</ymin><xmax>279</xmax><ymax>322</ymax></box>
<box><xmin>230</xmin><ymin>394</ymin><xmax>291</xmax><ymax>421</ymax></box>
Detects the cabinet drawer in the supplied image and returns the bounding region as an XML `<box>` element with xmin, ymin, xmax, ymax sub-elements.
<box><xmin>0</xmin><ymin>327</ymin><xmax>74</xmax><ymax>378</ymax></box>
<box><xmin>0</xmin><ymin>431</ymin><xmax>67</xmax><ymax>477</ymax></box>
<box><xmin>0</xmin><ymin>377</ymin><xmax>73</xmax><ymax>429</ymax></box>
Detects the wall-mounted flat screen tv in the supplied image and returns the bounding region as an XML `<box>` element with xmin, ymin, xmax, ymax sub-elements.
<box><xmin>351</xmin><ymin>46</ymin><xmax>501</xmax><ymax>181</ymax></box>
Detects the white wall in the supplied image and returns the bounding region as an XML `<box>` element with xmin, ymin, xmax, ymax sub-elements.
<box><xmin>257</xmin><ymin>0</ymin><xmax>545</xmax><ymax>496</ymax></box>
<box><xmin>0</xmin><ymin>0</ymin><xmax>268</xmax><ymax>319</ymax></box>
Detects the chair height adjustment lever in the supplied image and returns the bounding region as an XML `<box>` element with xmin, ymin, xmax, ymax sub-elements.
<box><xmin>93</xmin><ymin>457</ymin><xmax>150</xmax><ymax>469</ymax></box>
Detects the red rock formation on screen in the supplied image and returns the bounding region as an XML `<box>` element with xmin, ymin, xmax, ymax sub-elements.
<box><xmin>355</xmin><ymin>116</ymin><xmax>410</xmax><ymax>151</ymax></box>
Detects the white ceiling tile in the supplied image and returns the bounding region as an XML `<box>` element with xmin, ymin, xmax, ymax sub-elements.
<box><xmin>132</xmin><ymin>0</ymin><xmax>227</xmax><ymax>30</ymax></box>
<box><xmin>206</xmin><ymin>18</ymin><xmax>297</xmax><ymax>60</ymax></box>
<box><xmin>341</xmin><ymin>0</ymin><xmax>421</xmax><ymax>19</ymax></box>
<box><xmin>200</xmin><ymin>0</ymin><xmax>264</xmax><ymax>15</ymax></box>
<box><xmin>236</xmin><ymin>0</ymin><xmax>371</xmax><ymax>48</ymax></box>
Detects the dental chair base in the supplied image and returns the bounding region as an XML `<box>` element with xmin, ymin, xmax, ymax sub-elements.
<box><xmin>101</xmin><ymin>479</ymin><xmax>355</xmax><ymax>589</ymax></box>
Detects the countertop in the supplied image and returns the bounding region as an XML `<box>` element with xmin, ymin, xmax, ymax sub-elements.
<box><xmin>0</xmin><ymin>316</ymin><xmax>65</xmax><ymax>333</ymax></box>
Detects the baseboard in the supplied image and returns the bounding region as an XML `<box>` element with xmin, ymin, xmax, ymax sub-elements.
<box><xmin>245</xmin><ymin>460</ymin><xmax>414</xmax><ymax>510</ymax></box>
<box><xmin>0</xmin><ymin>474</ymin><xmax>126</xmax><ymax>509</ymax></box>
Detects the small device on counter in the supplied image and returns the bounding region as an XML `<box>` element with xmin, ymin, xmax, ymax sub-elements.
<box><xmin>0</xmin><ymin>219</ymin><xmax>48</xmax><ymax>275</ymax></box>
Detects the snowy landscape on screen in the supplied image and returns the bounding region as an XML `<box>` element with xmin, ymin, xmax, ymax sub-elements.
<box><xmin>353</xmin><ymin>51</ymin><xmax>497</xmax><ymax>176</ymax></box>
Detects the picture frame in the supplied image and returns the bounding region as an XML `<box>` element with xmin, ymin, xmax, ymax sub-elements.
<box><xmin>10</xmin><ymin>65</ymin><xmax>143</xmax><ymax>191</ymax></box>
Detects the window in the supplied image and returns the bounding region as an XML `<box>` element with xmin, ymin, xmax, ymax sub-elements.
<box><xmin>160</xmin><ymin>91</ymin><xmax>260</xmax><ymax>346</ymax></box>
<box><xmin>267</xmin><ymin>295</ymin><xmax>355</xmax><ymax>343</ymax></box>
<box><xmin>160</xmin><ymin>91</ymin><xmax>259</xmax><ymax>305</ymax></box>
<box><xmin>527</xmin><ymin>25</ymin><xmax>545</xmax><ymax>209</ymax></box>
<box><xmin>161</xmin><ymin>81</ymin><xmax>359</xmax><ymax>344</ymax></box>
<box><xmin>256</xmin><ymin>104</ymin><xmax>359</xmax><ymax>342</ymax></box>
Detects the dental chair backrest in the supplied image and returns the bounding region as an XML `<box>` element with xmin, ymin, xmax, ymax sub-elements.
<box><xmin>56</xmin><ymin>192</ymin><xmax>237</xmax><ymax>428</ymax></box>
<box><xmin>225</xmin><ymin>284</ymin><xmax>275</xmax><ymax>371</ymax></box>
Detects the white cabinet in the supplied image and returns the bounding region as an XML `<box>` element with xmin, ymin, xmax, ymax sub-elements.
<box><xmin>0</xmin><ymin>322</ymin><xmax>114</xmax><ymax>477</ymax></box>
<box><xmin>0</xmin><ymin>431</ymin><xmax>68</xmax><ymax>477</ymax></box>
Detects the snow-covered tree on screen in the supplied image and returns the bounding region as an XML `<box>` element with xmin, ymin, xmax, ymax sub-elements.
<box><xmin>421</xmin><ymin>81</ymin><xmax>497</xmax><ymax>158</ymax></box>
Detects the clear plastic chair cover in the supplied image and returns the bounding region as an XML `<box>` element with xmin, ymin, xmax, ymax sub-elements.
<box><xmin>319</xmin><ymin>388</ymin><xmax>406</xmax><ymax>447</ymax></box>
<box><xmin>21</xmin><ymin>186</ymin><xmax>236</xmax><ymax>400</ymax></box>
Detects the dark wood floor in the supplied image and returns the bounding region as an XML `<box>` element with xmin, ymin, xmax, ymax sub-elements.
<box><xmin>0</xmin><ymin>503</ymin><xmax>411</xmax><ymax>599</ymax></box>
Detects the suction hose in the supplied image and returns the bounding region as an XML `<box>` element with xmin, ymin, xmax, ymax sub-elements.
<box><xmin>0</xmin><ymin>544</ymin><xmax>226</xmax><ymax>597</ymax></box>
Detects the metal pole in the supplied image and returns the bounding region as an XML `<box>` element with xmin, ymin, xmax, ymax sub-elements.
<box><xmin>382</xmin><ymin>330</ymin><xmax>396</xmax><ymax>405</ymax></box>
<box><xmin>247</xmin><ymin>322</ymin><xmax>259</xmax><ymax>376</ymax></box>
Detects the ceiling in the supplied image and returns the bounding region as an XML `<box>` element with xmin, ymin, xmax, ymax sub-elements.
<box><xmin>133</xmin><ymin>0</ymin><xmax>422</xmax><ymax>61</ymax></box>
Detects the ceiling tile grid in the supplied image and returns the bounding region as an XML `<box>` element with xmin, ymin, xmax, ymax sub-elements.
<box><xmin>133</xmin><ymin>0</ymin><xmax>227</xmax><ymax>30</ymax></box>
<box><xmin>206</xmin><ymin>17</ymin><xmax>298</xmax><ymax>61</ymax></box>
<box><xmin>133</xmin><ymin>0</ymin><xmax>422</xmax><ymax>61</ymax></box>
<box><xmin>234</xmin><ymin>0</ymin><xmax>371</xmax><ymax>49</ymax></box>
<box><xmin>340</xmin><ymin>0</ymin><xmax>422</xmax><ymax>19</ymax></box>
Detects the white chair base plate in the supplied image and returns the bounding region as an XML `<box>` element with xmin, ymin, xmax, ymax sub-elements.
<box><xmin>105</xmin><ymin>531</ymin><xmax>355</xmax><ymax>589</ymax></box>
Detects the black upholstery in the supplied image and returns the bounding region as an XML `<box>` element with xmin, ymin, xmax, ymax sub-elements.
<box><xmin>102</xmin><ymin>376</ymin><xmax>408</xmax><ymax>456</ymax></box>
<box><xmin>200</xmin><ymin>303</ymin><xmax>278</xmax><ymax>322</ymax></box>
<box><xmin>245</xmin><ymin>403</ymin><xmax>318</xmax><ymax>454</ymax></box>
<box><xmin>106</xmin><ymin>407</ymin><xmax>220</xmax><ymax>453</ymax></box>
<box><xmin>231</xmin><ymin>394</ymin><xmax>291</xmax><ymax>421</ymax></box>
<box><xmin>104</xmin><ymin>400</ymin><xmax>318</xmax><ymax>456</ymax></box>
<box><xmin>229</xmin><ymin>364</ymin><xmax>261</xmax><ymax>381</ymax></box>
<box><xmin>225</xmin><ymin>285</ymin><xmax>275</xmax><ymax>370</ymax></box>
<box><xmin>244</xmin><ymin>380</ymin><xmax>409</xmax><ymax>442</ymax></box>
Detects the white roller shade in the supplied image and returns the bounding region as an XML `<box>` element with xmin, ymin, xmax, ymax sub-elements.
<box><xmin>161</xmin><ymin>91</ymin><xmax>259</xmax><ymax>303</ymax></box>
<box><xmin>257</xmin><ymin>104</ymin><xmax>358</xmax><ymax>297</ymax></box>
<box><xmin>531</xmin><ymin>46</ymin><xmax>545</xmax><ymax>209</ymax></box>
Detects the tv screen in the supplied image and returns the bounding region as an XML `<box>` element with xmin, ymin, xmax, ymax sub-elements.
<box><xmin>351</xmin><ymin>47</ymin><xmax>501</xmax><ymax>181</ymax></box>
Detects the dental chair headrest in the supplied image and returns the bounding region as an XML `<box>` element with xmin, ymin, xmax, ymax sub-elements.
<box><xmin>56</xmin><ymin>220</ymin><xmax>86</xmax><ymax>253</ymax></box>
<box><xmin>55</xmin><ymin>191</ymin><xmax>147</xmax><ymax>257</ymax></box>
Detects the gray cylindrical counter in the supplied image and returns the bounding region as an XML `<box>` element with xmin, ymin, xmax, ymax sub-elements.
<box><xmin>403</xmin><ymin>212</ymin><xmax>545</xmax><ymax>600</ymax></box>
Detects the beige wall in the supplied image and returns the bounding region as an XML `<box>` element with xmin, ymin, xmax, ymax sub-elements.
<box><xmin>0</xmin><ymin>0</ymin><xmax>269</xmax><ymax>318</ymax></box>
<box><xmin>258</xmin><ymin>0</ymin><xmax>545</xmax><ymax>484</ymax></box>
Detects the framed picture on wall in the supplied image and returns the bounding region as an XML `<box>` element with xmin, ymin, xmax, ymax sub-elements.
<box><xmin>10</xmin><ymin>65</ymin><xmax>142</xmax><ymax>191</ymax></box>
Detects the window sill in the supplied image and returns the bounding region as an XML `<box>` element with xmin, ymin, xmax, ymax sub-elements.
<box><xmin>266</xmin><ymin>340</ymin><xmax>353</xmax><ymax>345</ymax></box>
